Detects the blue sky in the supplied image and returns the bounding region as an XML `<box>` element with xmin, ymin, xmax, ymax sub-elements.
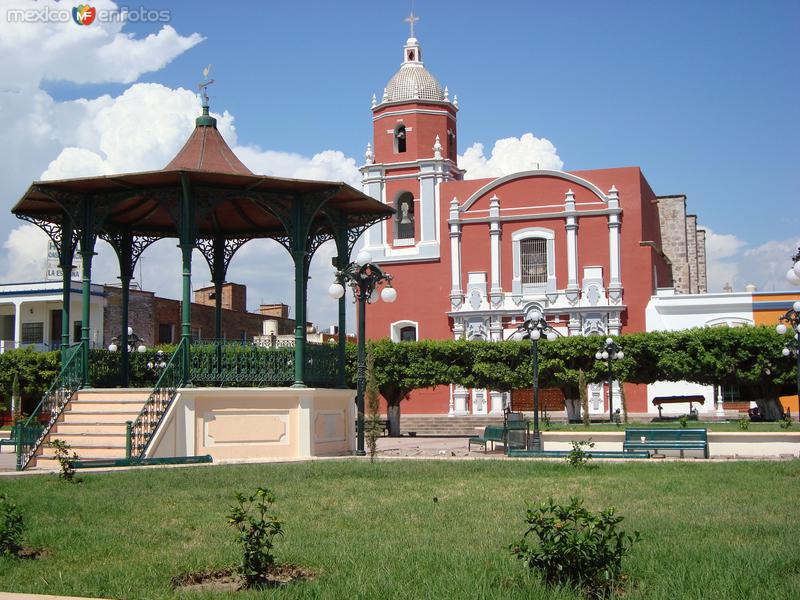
<box><xmin>46</xmin><ymin>0</ymin><xmax>799</xmax><ymax>241</ymax></box>
<box><xmin>1</xmin><ymin>0</ymin><xmax>798</xmax><ymax>327</ymax></box>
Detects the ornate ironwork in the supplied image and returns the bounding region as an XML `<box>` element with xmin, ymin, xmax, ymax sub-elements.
<box><xmin>16</xmin><ymin>342</ymin><xmax>84</xmax><ymax>470</ymax></box>
<box><xmin>185</xmin><ymin>340</ymin><xmax>338</xmax><ymax>387</ymax></box>
<box><xmin>195</xmin><ymin>236</ymin><xmax>250</xmax><ymax>281</ymax></box>
<box><xmin>16</xmin><ymin>215</ymin><xmax>80</xmax><ymax>266</ymax></box>
<box><xmin>305</xmin><ymin>227</ymin><xmax>334</xmax><ymax>273</ymax></box>
<box><xmin>99</xmin><ymin>232</ymin><xmax>162</xmax><ymax>277</ymax></box>
<box><xmin>129</xmin><ymin>338</ymin><xmax>186</xmax><ymax>459</ymax></box>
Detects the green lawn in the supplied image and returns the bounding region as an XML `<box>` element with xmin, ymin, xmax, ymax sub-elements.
<box><xmin>1</xmin><ymin>460</ymin><xmax>799</xmax><ymax>599</ymax></box>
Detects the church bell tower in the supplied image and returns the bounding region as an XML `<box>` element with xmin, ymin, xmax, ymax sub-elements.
<box><xmin>360</xmin><ymin>13</ymin><xmax>463</xmax><ymax>264</ymax></box>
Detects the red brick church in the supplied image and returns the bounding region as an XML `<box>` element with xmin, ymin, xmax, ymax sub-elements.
<box><xmin>362</xmin><ymin>21</ymin><xmax>706</xmax><ymax>416</ymax></box>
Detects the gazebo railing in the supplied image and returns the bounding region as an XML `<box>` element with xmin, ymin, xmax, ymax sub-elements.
<box><xmin>129</xmin><ymin>338</ymin><xmax>186</xmax><ymax>459</ymax></box>
<box><xmin>16</xmin><ymin>342</ymin><xmax>85</xmax><ymax>470</ymax></box>
<box><xmin>188</xmin><ymin>340</ymin><xmax>338</xmax><ymax>387</ymax></box>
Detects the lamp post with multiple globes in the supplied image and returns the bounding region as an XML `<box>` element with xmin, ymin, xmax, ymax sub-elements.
<box><xmin>515</xmin><ymin>308</ymin><xmax>558</xmax><ymax>451</ymax></box>
<box><xmin>595</xmin><ymin>338</ymin><xmax>624</xmax><ymax>422</ymax></box>
<box><xmin>328</xmin><ymin>250</ymin><xmax>397</xmax><ymax>456</ymax></box>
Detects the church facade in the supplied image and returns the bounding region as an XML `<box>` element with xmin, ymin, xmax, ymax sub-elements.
<box><xmin>360</xmin><ymin>30</ymin><xmax>707</xmax><ymax>416</ymax></box>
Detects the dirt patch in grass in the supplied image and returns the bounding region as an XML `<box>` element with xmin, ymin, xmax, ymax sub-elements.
<box><xmin>10</xmin><ymin>546</ymin><xmax>48</xmax><ymax>560</ymax></box>
<box><xmin>173</xmin><ymin>564</ymin><xmax>314</xmax><ymax>592</ymax></box>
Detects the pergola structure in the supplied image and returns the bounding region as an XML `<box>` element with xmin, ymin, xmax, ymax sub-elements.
<box><xmin>12</xmin><ymin>101</ymin><xmax>392</xmax><ymax>388</ymax></box>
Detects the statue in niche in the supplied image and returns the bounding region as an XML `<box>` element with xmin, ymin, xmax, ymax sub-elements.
<box><xmin>400</xmin><ymin>200</ymin><xmax>412</xmax><ymax>224</ymax></box>
<box><xmin>397</xmin><ymin>197</ymin><xmax>414</xmax><ymax>239</ymax></box>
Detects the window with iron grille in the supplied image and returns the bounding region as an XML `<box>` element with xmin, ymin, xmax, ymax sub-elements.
<box><xmin>21</xmin><ymin>322</ymin><xmax>44</xmax><ymax>345</ymax></box>
<box><xmin>520</xmin><ymin>238</ymin><xmax>548</xmax><ymax>285</ymax></box>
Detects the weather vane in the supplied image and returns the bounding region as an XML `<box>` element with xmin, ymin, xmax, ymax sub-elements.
<box><xmin>198</xmin><ymin>64</ymin><xmax>214</xmax><ymax>108</ymax></box>
<box><xmin>404</xmin><ymin>11</ymin><xmax>419</xmax><ymax>38</ymax></box>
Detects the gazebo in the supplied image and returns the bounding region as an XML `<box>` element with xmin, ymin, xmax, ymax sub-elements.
<box><xmin>11</xmin><ymin>97</ymin><xmax>392</xmax><ymax>468</ymax></box>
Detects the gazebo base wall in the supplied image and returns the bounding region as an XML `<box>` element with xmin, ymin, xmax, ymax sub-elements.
<box><xmin>147</xmin><ymin>387</ymin><xmax>356</xmax><ymax>461</ymax></box>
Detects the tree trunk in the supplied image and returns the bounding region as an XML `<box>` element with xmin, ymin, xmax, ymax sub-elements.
<box><xmin>387</xmin><ymin>403</ymin><xmax>401</xmax><ymax>437</ymax></box>
<box><xmin>564</xmin><ymin>398</ymin><xmax>582</xmax><ymax>423</ymax></box>
<box><xmin>754</xmin><ymin>397</ymin><xmax>785</xmax><ymax>421</ymax></box>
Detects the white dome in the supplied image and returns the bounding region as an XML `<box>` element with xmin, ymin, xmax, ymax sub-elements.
<box><xmin>385</xmin><ymin>63</ymin><xmax>444</xmax><ymax>102</ymax></box>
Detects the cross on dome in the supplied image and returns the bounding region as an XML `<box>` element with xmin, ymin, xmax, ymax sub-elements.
<box><xmin>404</xmin><ymin>11</ymin><xmax>419</xmax><ymax>37</ymax></box>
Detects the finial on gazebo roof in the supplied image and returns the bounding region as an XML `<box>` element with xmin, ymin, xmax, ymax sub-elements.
<box><xmin>197</xmin><ymin>64</ymin><xmax>217</xmax><ymax>127</ymax></box>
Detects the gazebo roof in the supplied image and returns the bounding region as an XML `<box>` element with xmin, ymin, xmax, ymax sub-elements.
<box><xmin>12</xmin><ymin>105</ymin><xmax>392</xmax><ymax>240</ymax></box>
<box><xmin>164</xmin><ymin>109</ymin><xmax>253</xmax><ymax>175</ymax></box>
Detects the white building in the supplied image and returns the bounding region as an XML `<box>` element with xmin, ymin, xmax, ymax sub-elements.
<box><xmin>645</xmin><ymin>288</ymin><xmax>756</xmax><ymax>416</ymax></box>
<box><xmin>0</xmin><ymin>281</ymin><xmax>105</xmax><ymax>352</ymax></box>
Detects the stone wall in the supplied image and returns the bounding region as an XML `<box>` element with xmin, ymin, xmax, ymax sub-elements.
<box><xmin>655</xmin><ymin>195</ymin><xmax>690</xmax><ymax>293</ymax></box>
<box><xmin>655</xmin><ymin>196</ymin><xmax>707</xmax><ymax>295</ymax></box>
<box><xmin>103</xmin><ymin>286</ymin><xmax>156</xmax><ymax>346</ymax></box>
<box><xmin>686</xmin><ymin>214</ymin><xmax>699</xmax><ymax>294</ymax></box>
<box><xmin>696</xmin><ymin>229</ymin><xmax>707</xmax><ymax>293</ymax></box>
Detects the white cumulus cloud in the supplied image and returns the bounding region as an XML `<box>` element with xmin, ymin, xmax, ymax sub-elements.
<box><xmin>701</xmin><ymin>225</ymin><xmax>799</xmax><ymax>292</ymax></box>
<box><xmin>458</xmin><ymin>132</ymin><xmax>564</xmax><ymax>179</ymax></box>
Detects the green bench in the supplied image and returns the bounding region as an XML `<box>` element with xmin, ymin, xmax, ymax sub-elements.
<box><xmin>468</xmin><ymin>425</ymin><xmax>507</xmax><ymax>452</ymax></box>
<box><xmin>508</xmin><ymin>449</ymin><xmax>650</xmax><ymax>459</ymax></box>
<box><xmin>0</xmin><ymin>423</ymin><xmax>19</xmax><ymax>451</ymax></box>
<box><xmin>623</xmin><ymin>428</ymin><xmax>709</xmax><ymax>458</ymax></box>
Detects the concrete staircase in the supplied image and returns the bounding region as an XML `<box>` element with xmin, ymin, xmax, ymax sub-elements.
<box><xmin>29</xmin><ymin>389</ymin><xmax>149</xmax><ymax>470</ymax></box>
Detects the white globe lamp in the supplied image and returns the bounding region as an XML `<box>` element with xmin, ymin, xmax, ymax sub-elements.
<box><xmin>381</xmin><ymin>287</ymin><xmax>397</xmax><ymax>303</ymax></box>
<box><xmin>328</xmin><ymin>282</ymin><xmax>345</xmax><ymax>299</ymax></box>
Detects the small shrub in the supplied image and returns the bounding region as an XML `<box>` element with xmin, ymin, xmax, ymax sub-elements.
<box><xmin>738</xmin><ymin>416</ymin><xmax>750</xmax><ymax>431</ymax></box>
<box><xmin>364</xmin><ymin>345</ymin><xmax>381</xmax><ymax>463</ymax></box>
<box><xmin>779</xmin><ymin>414</ymin><xmax>793</xmax><ymax>429</ymax></box>
<box><xmin>541</xmin><ymin>413</ymin><xmax>552</xmax><ymax>431</ymax></box>
<box><xmin>227</xmin><ymin>487</ymin><xmax>283</xmax><ymax>588</ymax></box>
<box><xmin>579</xmin><ymin>370</ymin><xmax>590</xmax><ymax>428</ymax></box>
<box><xmin>511</xmin><ymin>496</ymin><xmax>639</xmax><ymax>599</ymax></box>
<box><xmin>566</xmin><ymin>439</ymin><xmax>594</xmax><ymax>468</ymax></box>
<box><xmin>0</xmin><ymin>494</ymin><xmax>25</xmax><ymax>557</ymax></box>
<box><xmin>677</xmin><ymin>415</ymin><xmax>689</xmax><ymax>429</ymax></box>
<box><xmin>49</xmin><ymin>439</ymin><xmax>80</xmax><ymax>483</ymax></box>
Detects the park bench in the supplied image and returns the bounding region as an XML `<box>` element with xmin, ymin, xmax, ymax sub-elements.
<box><xmin>468</xmin><ymin>425</ymin><xmax>507</xmax><ymax>452</ymax></box>
<box><xmin>623</xmin><ymin>428</ymin><xmax>709</xmax><ymax>458</ymax></box>
<box><xmin>652</xmin><ymin>395</ymin><xmax>705</xmax><ymax>419</ymax></box>
<box><xmin>0</xmin><ymin>423</ymin><xmax>19</xmax><ymax>452</ymax></box>
<box><xmin>508</xmin><ymin>449</ymin><xmax>650</xmax><ymax>459</ymax></box>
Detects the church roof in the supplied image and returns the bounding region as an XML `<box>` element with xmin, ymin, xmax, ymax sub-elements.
<box><xmin>164</xmin><ymin>107</ymin><xmax>253</xmax><ymax>175</ymax></box>
<box><xmin>383</xmin><ymin>37</ymin><xmax>445</xmax><ymax>103</ymax></box>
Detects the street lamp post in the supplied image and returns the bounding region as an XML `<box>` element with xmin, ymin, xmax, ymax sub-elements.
<box><xmin>108</xmin><ymin>327</ymin><xmax>147</xmax><ymax>386</ymax></box>
<box><xmin>776</xmin><ymin>299</ymin><xmax>800</xmax><ymax>420</ymax></box>
<box><xmin>595</xmin><ymin>337</ymin><xmax>624</xmax><ymax>422</ymax></box>
<box><xmin>328</xmin><ymin>250</ymin><xmax>397</xmax><ymax>456</ymax></box>
<box><xmin>515</xmin><ymin>308</ymin><xmax>558</xmax><ymax>451</ymax></box>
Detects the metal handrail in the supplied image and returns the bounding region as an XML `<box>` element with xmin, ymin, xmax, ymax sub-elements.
<box><xmin>128</xmin><ymin>338</ymin><xmax>186</xmax><ymax>459</ymax></box>
<box><xmin>16</xmin><ymin>342</ymin><xmax>85</xmax><ymax>470</ymax></box>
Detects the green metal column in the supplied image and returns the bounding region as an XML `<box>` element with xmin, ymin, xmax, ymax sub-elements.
<box><xmin>291</xmin><ymin>198</ymin><xmax>308</xmax><ymax>388</ymax></box>
<box><xmin>292</xmin><ymin>248</ymin><xmax>306</xmax><ymax>387</ymax></box>
<box><xmin>335</xmin><ymin>217</ymin><xmax>348</xmax><ymax>388</ymax></box>
<box><xmin>179</xmin><ymin>174</ymin><xmax>194</xmax><ymax>386</ymax></box>
<box><xmin>119</xmin><ymin>273</ymin><xmax>131</xmax><ymax>387</ymax></box>
<box><xmin>58</xmin><ymin>219</ymin><xmax>74</xmax><ymax>363</ymax></box>
<box><xmin>212</xmin><ymin>237</ymin><xmax>224</xmax><ymax>385</ymax></box>
<box><xmin>79</xmin><ymin>200</ymin><xmax>96</xmax><ymax>387</ymax></box>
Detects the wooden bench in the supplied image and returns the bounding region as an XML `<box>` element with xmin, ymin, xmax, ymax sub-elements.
<box><xmin>652</xmin><ymin>395</ymin><xmax>705</xmax><ymax>419</ymax></box>
<box><xmin>508</xmin><ymin>449</ymin><xmax>650</xmax><ymax>459</ymax></box>
<box><xmin>623</xmin><ymin>428</ymin><xmax>709</xmax><ymax>458</ymax></box>
<box><xmin>468</xmin><ymin>425</ymin><xmax>507</xmax><ymax>452</ymax></box>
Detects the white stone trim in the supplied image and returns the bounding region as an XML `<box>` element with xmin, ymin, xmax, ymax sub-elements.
<box><xmin>511</xmin><ymin>227</ymin><xmax>556</xmax><ymax>296</ymax></box>
<box><xmin>390</xmin><ymin>320</ymin><xmax>419</xmax><ymax>342</ymax></box>
<box><xmin>489</xmin><ymin>195</ymin><xmax>502</xmax><ymax>296</ymax></box>
<box><xmin>461</xmin><ymin>169</ymin><xmax>610</xmax><ymax>212</ymax></box>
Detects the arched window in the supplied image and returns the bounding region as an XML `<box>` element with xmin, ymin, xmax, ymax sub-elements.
<box><xmin>399</xmin><ymin>326</ymin><xmax>417</xmax><ymax>342</ymax></box>
<box><xmin>520</xmin><ymin>238</ymin><xmax>547</xmax><ymax>285</ymax></box>
<box><xmin>511</xmin><ymin>227</ymin><xmax>556</xmax><ymax>296</ymax></box>
<box><xmin>394</xmin><ymin>125</ymin><xmax>407</xmax><ymax>154</ymax></box>
<box><xmin>391</xmin><ymin>320</ymin><xmax>419</xmax><ymax>342</ymax></box>
<box><xmin>447</xmin><ymin>129</ymin><xmax>455</xmax><ymax>158</ymax></box>
<box><xmin>394</xmin><ymin>191</ymin><xmax>415</xmax><ymax>241</ymax></box>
